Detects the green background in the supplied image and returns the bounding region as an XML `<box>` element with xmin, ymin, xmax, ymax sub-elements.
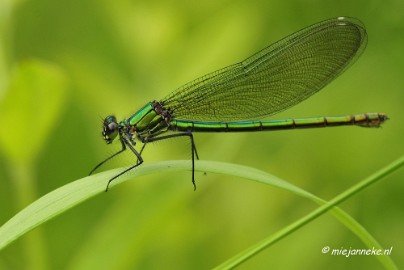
<box><xmin>0</xmin><ymin>0</ymin><xmax>403</xmax><ymax>269</ymax></box>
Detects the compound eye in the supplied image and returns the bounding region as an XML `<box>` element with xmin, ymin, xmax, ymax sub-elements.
<box><xmin>102</xmin><ymin>115</ymin><xmax>119</xmax><ymax>144</ymax></box>
<box><xmin>108</xmin><ymin>122</ymin><xmax>117</xmax><ymax>131</ymax></box>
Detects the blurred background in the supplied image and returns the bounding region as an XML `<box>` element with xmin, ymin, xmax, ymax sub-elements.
<box><xmin>0</xmin><ymin>0</ymin><xmax>403</xmax><ymax>269</ymax></box>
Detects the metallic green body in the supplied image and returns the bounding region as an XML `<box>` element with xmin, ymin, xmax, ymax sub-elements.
<box><xmin>125</xmin><ymin>106</ymin><xmax>386</xmax><ymax>135</ymax></box>
<box><xmin>169</xmin><ymin>113</ymin><xmax>386</xmax><ymax>132</ymax></box>
<box><xmin>127</xmin><ymin>102</ymin><xmax>168</xmax><ymax>137</ymax></box>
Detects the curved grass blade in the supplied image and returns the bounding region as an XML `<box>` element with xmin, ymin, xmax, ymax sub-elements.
<box><xmin>0</xmin><ymin>158</ymin><xmax>401</xmax><ymax>270</ymax></box>
<box><xmin>214</xmin><ymin>156</ymin><xmax>404</xmax><ymax>270</ymax></box>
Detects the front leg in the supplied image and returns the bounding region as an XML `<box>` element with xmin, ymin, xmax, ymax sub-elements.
<box><xmin>105</xmin><ymin>136</ymin><xmax>144</xmax><ymax>192</ymax></box>
<box><xmin>89</xmin><ymin>139</ymin><xmax>127</xmax><ymax>176</ymax></box>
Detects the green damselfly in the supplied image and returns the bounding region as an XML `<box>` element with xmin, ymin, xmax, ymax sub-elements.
<box><xmin>90</xmin><ymin>17</ymin><xmax>388</xmax><ymax>191</ymax></box>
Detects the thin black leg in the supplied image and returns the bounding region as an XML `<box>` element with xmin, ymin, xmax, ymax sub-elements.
<box><xmin>105</xmin><ymin>137</ymin><xmax>143</xmax><ymax>192</ymax></box>
<box><xmin>89</xmin><ymin>139</ymin><xmax>127</xmax><ymax>175</ymax></box>
<box><xmin>143</xmin><ymin>132</ymin><xmax>198</xmax><ymax>190</ymax></box>
<box><xmin>137</xmin><ymin>143</ymin><xmax>147</xmax><ymax>165</ymax></box>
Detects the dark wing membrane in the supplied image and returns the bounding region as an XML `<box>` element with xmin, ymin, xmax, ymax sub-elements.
<box><xmin>162</xmin><ymin>17</ymin><xmax>367</xmax><ymax>121</ymax></box>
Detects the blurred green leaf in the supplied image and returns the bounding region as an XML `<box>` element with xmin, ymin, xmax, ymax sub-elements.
<box><xmin>0</xmin><ymin>59</ymin><xmax>67</xmax><ymax>164</ymax></box>
<box><xmin>0</xmin><ymin>0</ymin><xmax>12</xmax><ymax>94</ymax></box>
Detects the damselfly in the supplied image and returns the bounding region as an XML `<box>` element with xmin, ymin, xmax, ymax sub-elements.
<box><xmin>90</xmin><ymin>17</ymin><xmax>388</xmax><ymax>191</ymax></box>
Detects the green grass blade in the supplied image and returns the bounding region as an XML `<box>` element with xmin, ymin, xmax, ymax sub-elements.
<box><xmin>0</xmin><ymin>158</ymin><xmax>402</xmax><ymax>270</ymax></box>
<box><xmin>214</xmin><ymin>155</ymin><xmax>404</xmax><ymax>270</ymax></box>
